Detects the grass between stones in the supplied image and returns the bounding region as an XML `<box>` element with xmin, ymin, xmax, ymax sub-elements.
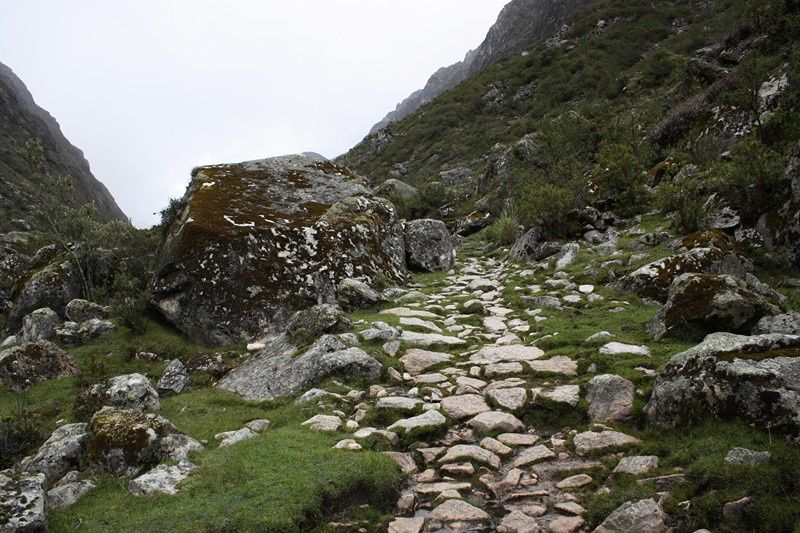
<box><xmin>49</xmin><ymin>425</ymin><xmax>401</xmax><ymax>532</ymax></box>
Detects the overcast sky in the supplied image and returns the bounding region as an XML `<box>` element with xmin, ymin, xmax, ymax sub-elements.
<box><xmin>0</xmin><ymin>1</ymin><xmax>509</xmax><ymax>227</ymax></box>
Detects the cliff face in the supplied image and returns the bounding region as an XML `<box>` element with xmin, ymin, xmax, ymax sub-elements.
<box><xmin>0</xmin><ymin>61</ymin><xmax>126</xmax><ymax>231</ymax></box>
<box><xmin>367</xmin><ymin>0</ymin><xmax>593</xmax><ymax>135</ymax></box>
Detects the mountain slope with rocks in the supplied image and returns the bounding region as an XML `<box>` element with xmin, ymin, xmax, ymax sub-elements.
<box><xmin>0</xmin><ymin>61</ymin><xmax>126</xmax><ymax>232</ymax></box>
<box><xmin>368</xmin><ymin>0</ymin><xmax>593</xmax><ymax>135</ymax></box>
<box><xmin>2</xmin><ymin>0</ymin><xmax>800</xmax><ymax>531</ymax></box>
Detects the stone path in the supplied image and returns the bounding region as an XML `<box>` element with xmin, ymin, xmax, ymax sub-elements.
<box><xmin>300</xmin><ymin>255</ymin><xmax>645</xmax><ymax>532</ymax></box>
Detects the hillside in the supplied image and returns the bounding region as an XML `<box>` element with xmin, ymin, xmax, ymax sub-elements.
<box><xmin>368</xmin><ymin>0</ymin><xmax>593</xmax><ymax>134</ymax></box>
<box><xmin>341</xmin><ymin>0</ymin><xmax>799</xmax><ymax>249</ymax></box>
<box><xmin>0</xmin><ymin>61</ymin><xmax>127</xmax><ymax>232</ymax></box>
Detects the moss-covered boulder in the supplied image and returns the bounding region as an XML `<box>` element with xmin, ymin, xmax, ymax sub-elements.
<box><xmin>0</xmin><ymin>340</ymin><xmax>78</xmax><ymax>392</ymax></box>
<box><xmin>645</xmin><ymin>333</ymin><xmax>800</xmax><ymax>441</ymax></box>
<box><xmin>3</xmin><ymin>257</ymin><xmax>82</xmax><ymax>337</ymax></box>
<box><xmin>615</xmin><ymin>229</ymin><xmax>752</xmax><ymax>302</ymax></box>
<box><xmin>648</xmin><ymin>273</ymin><xmax>785</xmax><ymax>341</ymax></box>
<box><xmin>87</xmin><ymin>408</ymin><xmax>177</xmax><ymax>477</ymax></box>
<box><xmin>150</xmin><ymin>155</ymin><xmax>408</xmax><ymax>345</ymax></box>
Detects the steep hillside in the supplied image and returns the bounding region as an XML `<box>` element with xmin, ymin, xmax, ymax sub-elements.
<box><xmin>0</xmin><ymin>61</ymin><xmax>127</xmax><ymax>232</ymax></box>
<box><xmin>368</xmin><ymin>0</ymin><xmax>593</xmax><ymax>134</ymax></box>
<box><xmin>342</xmin><ymin>0</ymin><xmax>799</xmax><ymax>249</ymax></box>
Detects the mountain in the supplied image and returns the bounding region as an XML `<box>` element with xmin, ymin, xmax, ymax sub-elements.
<box><xmin>367</xmin><ymin>0</ymin><xmax>593</xmax><ymax>135</ymax></box>
<box><xmin>0</xmin><ymin>61</ymin><xmax>126</xmax><ymax>232</ymax></box>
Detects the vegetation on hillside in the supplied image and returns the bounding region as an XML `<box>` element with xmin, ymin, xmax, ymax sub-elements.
<box><xmin>343</xmin><ymin>0</ymin><xmax>800</xmax><ymax>240</ymax></box>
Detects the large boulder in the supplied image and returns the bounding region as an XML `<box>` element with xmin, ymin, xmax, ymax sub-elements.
<box><xmin>586</xmin><ymin>374</ymin><xmax>634</xmax><ymax>422</ymax></box>
<box><xmin>87</xmin><ymin>408</ymin><xmax>178</xmax><ymax>477</ymax></box>
<box><xmin>404</xmin><ymin>219</ymin><xmax>455</xmax><ymax>272</ymax></box>
<box><xmin>649</xmin><ymin>274</ymin><xmax>785</xmax><ymax>341</ymax></box>
<box><xmin>0</xmin><ymin>341</ymin><xmax>79</xmax><ymax>392</ymax></box>
<box><xmin>753</xmin><ymin>312</ymin><xmax>800</xmax><ymax>335</ymax></box>
<box><xmin>19</xmin><ymin>423</ymin><xmax>89</xmax><ymax>486</ymax></box>
<box><xmin>3</xmin><ymin>257</ymin><xmax>82</xmax><ymax>336</ymax></box>
<box><xmin>20</xmin><ymin>308</ymin><xmax>61</xmax><ymax>342</ymax></box>
<box><xmin>508</xmin><ymin>228</ymin><xmax>560</xmax><ymax>263</ymax></box>
<box><xmin>75</xmin><ymin>373</ymin><xmax>160</xmax><ymax>419</ymax></box>
<box><xmin>374</xmin><ymin>178</ymin><xmax>419</xmax><ymax>201</ymax></box>
<box><xmin>615</xmin><ymin>230</ymin><xmax>752</xmax><ymax>302</ymax></box>
<box><xmin>644</xmin><ymin>333</ymin><xmax>800</xmax><ymax>440</ymax></box>
<box><xmin>150</xmin><ymin>155</ymin><xmax>408</xmax><ymax>345</ymax></box>
<box><xmin>218</xmin><ymin>334</ymin><xmax>382</xmax><ymax>401</ymax></box>
<box><xmin>0</xmin><ymin>471</ymin><xmax>47</xmax><ymax>532</ymax></box>
<box><xmin>65</xmin><ymin>299</ymin><xmax>110</xmax><ymax>323</ymax></box>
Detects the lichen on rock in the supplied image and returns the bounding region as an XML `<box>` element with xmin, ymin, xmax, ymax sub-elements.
<box><xmin>150</xmin><ymin>154</ymin><xmax>408</xmax><ymax>345</ymax></box>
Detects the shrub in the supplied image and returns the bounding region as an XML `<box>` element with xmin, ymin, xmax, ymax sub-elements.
<box><xmin>655</xmin><ymin>178</ymin><xmax>705</xmax><ymax>234</ymax></box>
<box><xmin>515</xmin><ymin>181</ymin><xmax>583</xmax><ymax>237</ymax></box>
<box><xmin>711</xmin><ymin>137</ymin><xmax>785</xmax><ymax>223</ymax></box>
<box><xmin>484</xmin><ymin>211</ymin><xmax>519</xmax><ymax>246</ymax></box>
<box><xmin>0</xmin><ymin>407</ymin><xmax>47</xmax><ymax>469</ymax></box>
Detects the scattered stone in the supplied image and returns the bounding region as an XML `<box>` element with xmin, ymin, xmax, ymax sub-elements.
<box><xmin>498</xmin><ymin>510</ymin><xmax>541</xmax><ymax>533</ymax></box>
<box><xmin>217</xmin><ymin>427</ymin><xmax>258</xmax><ymax>446</ymax></box>
<box><xmin>301</xmin><ymin>415</ymin><xmax>342</xmax><ymax>432</ymax></box>
<box><xmin>65</xmin><ymin>299</ymin><xmax>110</xmax><ymax>323</ymax></box>
<box><xmin>441</xmin><ymin>394</ymin><xmax>491</xmax><ymax>420</ymax></box>
<box><xmin>470</xmin><ymin>345</ymin><xmax>545</xmax><ymax>364</ymax></box>
<box><xmin>513</xmin><ymin>445</ymin><xmax>556</xmax><ymax>467</ymax></box>
<box><xmin>400</xmin><ymin>317</ymin><xmax>442</xmax><ymax>333</ymax></box>
<box><xmin>594</xmin><ymin>498</ymin><xmax>668</xmax><ymax>533</ymax></box>
<box><xmin>46</xmin><ymin>477</ymin><xmax>95</xmax><ymax>509</ymax></box>
<box><xmin>556</xmin><ymin>474</ymin><xmax>592</xmax><ymax>489</ymax></box>
<box><xmin>333</xmin><ymin>439</ymin><xmax>362</xmax><ymax>451</ymax></box>
<box><xmin>613</xmin><ymin>456</ymin><xmax>659</xmax><ymax>476</ymax></box>
<box><xmin>400</xmin><ymin>331</ymin><xmax>466</xmax><ymax>347</ymax></box>
<box><xmin>725</xmin><ymin>447</ymin><xmax>771</xmax><ymax>466</ymax></box>
<box><xmin>428</xmin><ymin>499</ymin><xmax>489</xmax><ymax>522</ymax></box>
<box><xmin>219</xmin><ymin>335</ymin><xmax>381</xmax><ymax>401</ymax></box>
<box><xmin>388</xmin><ymin>409</ymin><xmax>447</xmax><ymax>434</ymax></box>
<box><xmin>376</xmin><ymin>396</ymin><xmax>423</xmax><ymax>411</ymax></box>
<box><xmin>468</xmin><ymin>411</ymin><xmax>524</xmax><ymax>433</ymax></box>
<box><xmin>599</xmin><ymin>342</ymin><xmax>650</xmax><ymax>356</ymax></box>
<box><xmin>129</xmin><ymin>461</ymin><xmax>196</xmax><ymax>496</ymax></box>
<box><xmin>586</xmin><ymin>374</ymin><xmax>634</xmax><ymax>422</ymax></box>
<box><xmin>573</xmin><ymin>430</ymin><xmax>640</xmax><ymax>455</ymax></box>
<box><xmin>498</xmin><ymin>433</ymin><xmax>539</xmax><ymax>447</ymax></box>
<box><xmin>400</xmin><ymin>349</ymin><xmax>453</xmax><ymax>374</ymax></box>
<box><xmin>157</xmin><ymin>359</ymin><xmax>191</xmax><ymax>395</ymax></box>
<box><xmin>383</xmin><ymin>452</ymin><xmax>417</xmax><ymax>474</ymax></box>
<box><xmin>388</xmin><ymin>516</ymin><xmax>425</xmax><ymax>533</ymax></box>
<box><xmin>531</xmin><ymin>385</ymin><xmax>580</xmax><ymax>406</ymax></box>
<box><xmin>752</xmin><ymin>311</ymin><xmax>800</xmax><ymax>335</ymax></box>
<box><xmin>337</xmin><ymin>278</ymin><xmax>382</xmax><ymax>311</ymax></box>
<box><xmin>487</xmin><ymin>387</ymin><xmax>527</xmax><ymax>411</ymax></box>
<box><xmin>548</xmin><ymin>516</ymin><xmax>585</xmax><ymax>533</ymax></box>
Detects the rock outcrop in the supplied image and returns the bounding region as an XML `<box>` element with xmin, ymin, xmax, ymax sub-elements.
<box><xmin>645</xmin><ymin>333</ymin><xmax>800</xmax><ymax>440</ymax></box>
<box><xmin>648</xmin><ymin>273</ymin><xmax>785</xmax><ymax>341</ymax></box>
<box><xmin>615</xmin><ymin>230</ymin><xmax>752</xmax><ymax>302</ymax></box>
<box><xmin>404</xmin><ymin>219</ymin><xmax>455</xmax><ymax>272</ymax></box>
<box><xmin>150</xmin><ymin>155</ymin><xmax>408</xmax><ymax>344</ymax></box>
<box><xmin>0</xmin><ymin>340</ymin><xmax>78</xmax><ymax>392</ymax></box>
<box><xmin>218</xmin><ymin>334</ymin><xmax>382</xmax><ymax>401</ymax></box>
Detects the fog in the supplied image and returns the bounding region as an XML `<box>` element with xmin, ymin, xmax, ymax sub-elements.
<box><xmin>0</xmin><ymin>1</ymin><xmax>509</xmax><ymax>226</ymax></box>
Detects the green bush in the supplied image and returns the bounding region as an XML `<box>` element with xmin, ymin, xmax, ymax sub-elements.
<box><xmin>0</xmin><ymin>407</ymin><xmax>47</xmax><ymax>469</ymax></box>
<box><xmin>655</xmin><ymin>178</ymin><xmax>706</xmax><ymax>234</ymax></box>
<box><xmin>711</xmin><ymin>137</ymin><xmax>785</xmax><ymax>223</ymax></box>
<box><xmin>484</xmin><ymin>211</ymin><xmax>519</xmax><ymax>246</ymax></box>
<box><xmin>515</xmin><ymin>181</ymin><xmax>583</xmax><ymax>237</ymax></box>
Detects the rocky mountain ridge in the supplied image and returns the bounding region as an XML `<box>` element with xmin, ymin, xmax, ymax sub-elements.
<box><xmin>0</xmin><ymin>61</ymin><xmax>126</xmax><ymax>232</ymax></box>
<box><xmin>367</xmin><ymin>0</ymin><xmax>593</xmax><ymax>135</ymax></box>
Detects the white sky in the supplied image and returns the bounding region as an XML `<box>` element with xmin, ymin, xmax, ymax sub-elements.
<box><xmin>0</xmin><ymin>0</ymin><xmax>509</xmax><ymax>227</ymax></box>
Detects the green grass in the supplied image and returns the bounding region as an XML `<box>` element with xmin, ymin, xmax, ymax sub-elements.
<box><xmin>49</xmin><ymin>426</ymin><xmax>402</xmax><ymax>532</ymax></box>
<box><xmin>585</xmin><ymin>420</ymin><xmax>800</xmax><ymax>531</ymax></box>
